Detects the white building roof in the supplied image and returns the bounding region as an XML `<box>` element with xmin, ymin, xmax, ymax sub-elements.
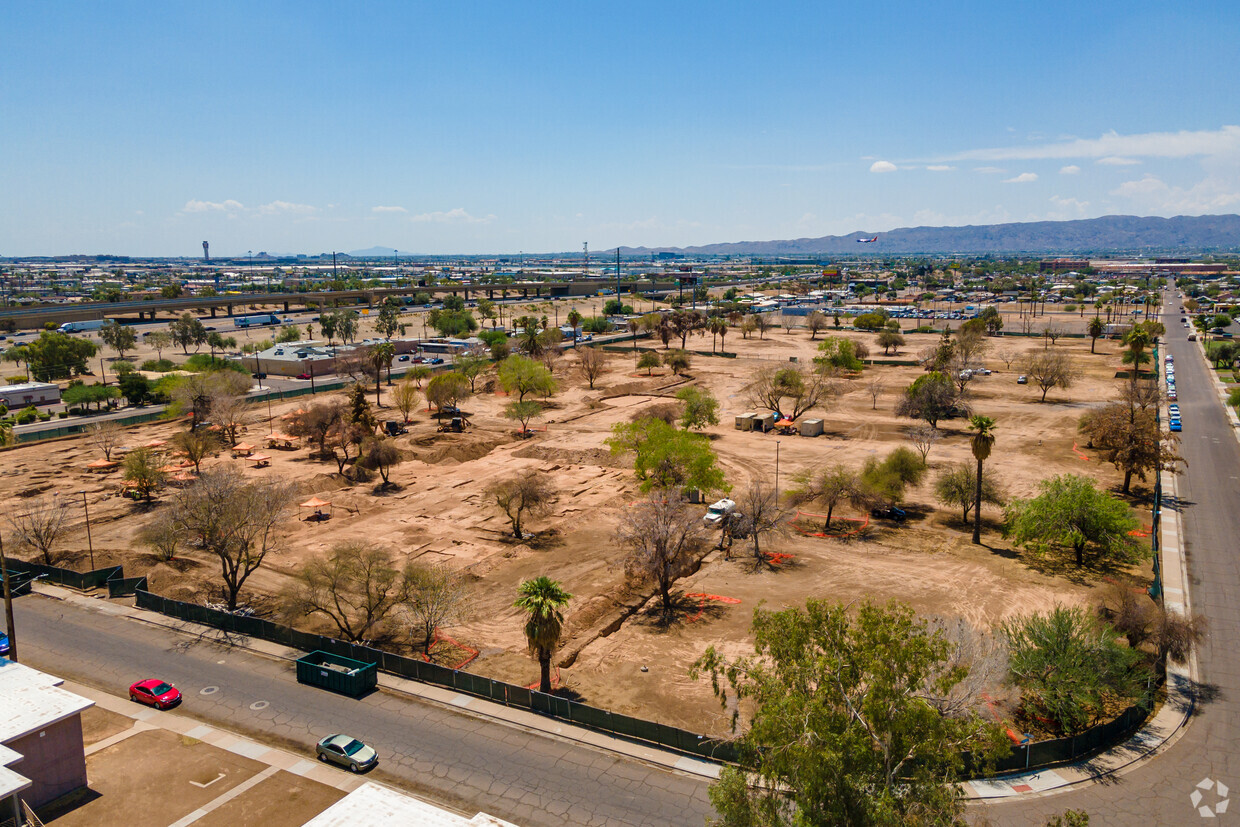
<box><xmin>301</xmin><ymin>782</ymin><xmax>518</xmax><ymax>827</ymax></box>
<box><xmin>0</xmin><ymin>659</ymin><xmax>94</xmax><ymax>744</ymax></box>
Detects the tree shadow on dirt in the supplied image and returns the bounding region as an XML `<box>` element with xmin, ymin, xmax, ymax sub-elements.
<box><xmin>629</xmin><ymin>591</ymin><xmax>733</xmax><ymax>632</ymax></box>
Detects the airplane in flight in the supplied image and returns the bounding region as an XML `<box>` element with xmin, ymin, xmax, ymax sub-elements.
<box><xmin>857</xmin><ymin>236</ymin><xmax>878</xmax><ymax>243</ymax></box>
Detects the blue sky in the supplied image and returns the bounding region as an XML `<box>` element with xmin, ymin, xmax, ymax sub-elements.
<box><xmin>3</xmin><ymin>1</ymin><xmax>1239</xmax><ymax>256</ymax></box>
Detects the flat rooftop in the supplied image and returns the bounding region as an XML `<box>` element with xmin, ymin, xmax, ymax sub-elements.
<box><xmin>300</xmin><ymin>782</ymin><xmax>518</xmax><ymax>827</ymax></box>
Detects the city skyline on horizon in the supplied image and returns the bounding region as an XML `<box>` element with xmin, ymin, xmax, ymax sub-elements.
<box><xmin>3</xmin><ymin>2</ymin><xmax>1240</xmax><ymax>257</ymax></box>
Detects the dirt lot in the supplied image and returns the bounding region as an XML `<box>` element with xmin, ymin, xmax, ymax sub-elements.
<box><xmin>3</xmin><ymin>310</ymin><xmax>1156</xmax><ymax>735</ymax></box>
<box><xmin>192</xmin><ymin>771</ymin><xmax>346</xmax><ymax>827</ymax></box>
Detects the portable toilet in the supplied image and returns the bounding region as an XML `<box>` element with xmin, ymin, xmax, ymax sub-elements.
<box><xmin>735</xmin><ymin>412</ymin><xmax>756</xmax><ymax>431</ymax></box>
<box><xmin>800</xmin><ymin>419</ymin><xmax>824</xmax><ymax>437</ymax></box>
<box><xmin>752</xmin><ymin>412</ymin><xmax>776</xmax><ymax>433</ymax></box>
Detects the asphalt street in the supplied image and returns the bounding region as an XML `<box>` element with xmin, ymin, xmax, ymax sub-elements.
<box><xmin>12</xmin><ymin>595</ymin><xmax>715</xmax><ymax>827</ymax></box>
<box><xmin>980</xmin><ymin>291</ymin><xmax>1240</xmax><ymax>825</ymax></box>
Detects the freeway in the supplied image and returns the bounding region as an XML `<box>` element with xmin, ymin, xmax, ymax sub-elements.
<box><xmin>12</xmin><ymin>593</ymin><xmax>715</xmax><ymax>827</ymax></box>
<box><xmin>982</xmin><ymin>290</ymin><xmax>1240</xmax><ymax>824</ymax></box>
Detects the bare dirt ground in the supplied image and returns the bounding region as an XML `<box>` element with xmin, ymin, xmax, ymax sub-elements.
<box><xmin>2</xmin><ymin>310</ymin><xmax>1156</xmax><ymax>736</ymax></box>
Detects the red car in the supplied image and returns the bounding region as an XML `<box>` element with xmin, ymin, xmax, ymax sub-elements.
<box><xmin>129</xmin><ymin>679</ymin><xmax>182</xmax><ymax>710</ymax></box>
<box><xmin>296</xmin><ymin>373</ymin><xmax>312</xmax><ymax>380</ymax></box>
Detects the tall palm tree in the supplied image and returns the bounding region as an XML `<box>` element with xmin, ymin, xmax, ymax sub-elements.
<box><xmin>1087</xmin><ymin>316</ymin><xmax>1105</xmax><ymax>354</ymax></box>
<box><xmin>969</xmin><ymin>415</ymin><xmax>996</xmax><ymax>545</ymax></box>
<box><xmin>1121</xmin><ymin>327</ymin><xmax>1152</xmax><ymax>385</ymax></box>
<box><xmin>515</xmin><ymin>576</ymin><xmax>572</xmax><ymax>694</ymax></box>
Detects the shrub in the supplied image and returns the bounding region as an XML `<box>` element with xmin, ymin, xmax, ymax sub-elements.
<box><xmin>15</xmin><ymin>406</ymin><xmax>39</xmax><ymax>425</ymax></box>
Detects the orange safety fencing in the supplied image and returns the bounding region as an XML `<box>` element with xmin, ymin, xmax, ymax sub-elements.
<box><xmin>1071</xmin><ymin>442</ymin><xmax>1091</xmax><ymax>461</ymax></box>
<box><xmin>420</xmin><ymin>629</ymin><xmax>479</xmax><ymax>671</ymax></box>
<box><xmin>527</xmin><ymin>667</ymin><xmax>562</xmax><ymax>691</ymax></box>
<box><xmin>764</xmin><ymin>552</ymin><xmax>795</xmax><ymax>567</ymax></box>
<box><xmin>791</xmin><ymin>511</ymin><xmax>869</xmax><ymax>538</ymax></box>
<box><xmin>685</xmin><ymin>592</ymin><xmax>741</xmax><ymax>623</ymax></box>
<box><xmin>1128</xmin><ymin>524</ymin><xmax>1153</xmax><ymax>538</ymax></box>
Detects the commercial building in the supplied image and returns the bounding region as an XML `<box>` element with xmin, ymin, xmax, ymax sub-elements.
<box><xmin>0</xmin><ymin>382</ymin><xmax>60</xmax><ymax>409</ymax></box>
<box><xmin>0</xmin><ymin>659</ymin><xmax>94</xmax><ymax>822</ymax></box>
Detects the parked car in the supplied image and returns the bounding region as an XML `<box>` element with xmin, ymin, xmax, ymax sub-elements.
<box><xmin>252</xmin><ymin>372</ymin><xmax>267</xmax><ymax>379</ymax></box>
<box><xmin>1170</xmin><ymin>419</ymin><xmax>1182</xmax><ymax>432</ymax></box>
<box><xmin>1016</xmin><ymin>375</ymin><xmax>1028</xmax><ymax>384</ymax></box>
<box><xmin>296</xmin><ymin>373</ymin><xmax>312</xmax><ymax>380</ymax></box>
<box><xmin>429</xmin><ymin>357</ymin><xmax>445</xmax><ymax>365</ymax></box>
<box><xmin>0</xmin><ymin>632</ymin><xmax>9</xmax><ymax>657</ymax></box>
<box><xmin>1188</xmin><ymin>334</ymin><xmax>1197</xmax><ymax>341</ymax></box>
<box><xmin>870</xmin><ymin>505</ymin><xmax>908</xmax><ymax>522</ymax></box>
<box><xmin>702</xmin><ymin>498</ymin><xmax>737</xmax><ymax>527</ymax></box>
<box><xmin>129</xmin><ymin>679</ymin><xmax>182</xmax><ymax>710</ymax></box>
<box><xmin>1168</xmin><ymin>388</ymin><xmax>1178</xmax><ymax>400</ymax></box>
<box><xmin>1168</xmin><ymin>404</ymin><xmax>1180</xmax><ymax>417</ymax></box>
<box><xmin>315</xmin><ymin>734</ymin><xmax>378</xmax><ymax>773</ymax></box>
<box><xmin>397</xmin><ymin>354</ymin><xmax>410</xmax><ymax>362</ymax></box>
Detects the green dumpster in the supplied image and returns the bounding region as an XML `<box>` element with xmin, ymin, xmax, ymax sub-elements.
<box><xmin>295</xmin><ymin>650</ymin><xmax>378</xmax><ymax>697</ymax></box>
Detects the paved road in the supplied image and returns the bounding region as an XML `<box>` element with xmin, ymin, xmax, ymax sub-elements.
<box><xmin>981</xmin><ymin>290</ymin><xmax>1240</xmax><ymax>824</ymax></box>
<box><xmin>12</xmin><ymin>595</ymin><xmax>714</xmax><ymax>827</ymax></box>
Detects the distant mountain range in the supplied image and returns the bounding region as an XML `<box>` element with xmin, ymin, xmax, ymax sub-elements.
<box><xmin>347</xmin><ymin>246</ymin><xmax>419</xmax><ymax>258</ymax></box>
<box><xmin>619</xmin><ymin>214</ymin><xmax>1240</xmax><ymax>257</ymax></box>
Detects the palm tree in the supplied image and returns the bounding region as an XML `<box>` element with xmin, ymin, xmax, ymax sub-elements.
<box><xmin>707</xmin><ymin>316</ymin><xmax>726</xmax><ymax>354</ymax></box>
<box><xmin>1121</xmin><ymin>327</ymin><xmax>1152</xmax><ymax>385</ymax></box>
<box><xmin>515</xmin><ymin>577</ymin><xmax>572</xmax><ymax>694</ymax></box>
<box><xmin>969</xmin><ymin>415</ymin><xmax>996</xmax><ymax>545</ymax></box>
<box><xmin>1087</xmin><ymin>316</ymin><xmax>1105</xmax><ymax>354</ymax></box>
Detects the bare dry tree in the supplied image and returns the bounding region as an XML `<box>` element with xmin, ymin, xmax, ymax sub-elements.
<box><xmin>906</xmin><ymin>424</ymin><xmax>941</xmax><ymax>464</ymax></box>
<box><xmin>8</xmin><ymin>495</ymin><xmax>72</xmax><ymax>564</ymax></box>
<box><xmin>1021</xmin><ymin>350</ymin><xmax>1079</xmax><ymax>402</ymax></box>
<box><xmin>400</xmin><ymin>562</ymin><xmax>471</xmax><ymax>656</ymax></box>
<box><xmin>137</xmin><ymin>507</ymin><xmax>183</xmax><ymax>562</ymax></box>
<box><xmin>736</xmin><ymin>479</ymin><xmax>789</xmax><ymax>566</ymax></box>
<box><xmin>866</xmin><ymin>377</ymin><xmax>885</xmax><ymax>410</ymax></box>
<box><xmin>921</xmin><ymin>616</ymin><xmax>1013</xmax><ymax>718</ymax></box>
<box><xmin>88</xmin><ymin>420</ymin><xmax>123</xmax><ymax>461</ymax></box>
<box><xmin>578</xmin><ymin>346</ymin><xmax>608</xmax><ymax>390</ymax></box>
<box><xmin>995</xmin><ymin>347</ymin><xmax>1020</xmax><ymax>370</ymax></box>
<box><xmin>168</xmin><ymin>468</ymin><xmax>297</xmax><ymax>610</ymax></box>
<box><xmin>486</xmin><ymin>471</ymin><xmax>556</xmax><ymax>540</ymax></box>
<box><xmin>283</xmin><ymin>541</ymin><xmax>409</xmax><ymax>642</ymax></box>
<box><xmin>615</xmin><ymin>492</ymin><xmax>706</xmax><ymax>618</ymax></box>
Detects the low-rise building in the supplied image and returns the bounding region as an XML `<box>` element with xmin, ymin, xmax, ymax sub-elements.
<box><xmin>0</xmin><ymin>659</ymin><xmax>94</xmax><ymax>821</ymax></box>
<box><xmin>0</xmin><ymin>382</ymin><xmax>61</xmax><ymax>409</ymax></box>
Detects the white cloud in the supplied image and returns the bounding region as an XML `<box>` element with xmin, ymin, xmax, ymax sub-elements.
<box><xmin>371</xmin><ymin>205</ymin><xmax>407</xmax><ymax>214</ymax></box>
<box><xmin>257</xmin><ymin>201</ymin><xmax>317</xmax><ymax>216</ymax></box>
<box><xmin>942</xmin><ymin>125</ymin><xmax>1240</xmax><ymax>162</ymax></box>
<box><xmin>869</xmin><ymin>160</ymin><xmax>897</xmax><ymax>173</ymax></box>
<box><xmin>1047</xmin><ymin>195</ymin><xmax>1091</xmax><ymax>219</ymax></box>
<box><xmin>1003</xmin><ymin>172</ymin><xmax>1038</xmax><ymax>183</ymax></box>
<box><xmin>1059</xmin><ymin>165</ymin><xmax>1081</xmax><ymax>175</ymax></box>
<box><xmin>410</xmin><ymin>207</ymin><xmax>496</xmax><ymax>225</ymax></box>
<box><xmin>1111</xmin><ymin>169</ymin><xmax>1240</xmax><ymax>213</ymax></box>
<box><xmin>1097</xmin><ymin>156</ymin><xmax>1140</xmax><ymax>166</ymax></box>
<box><xmin>925</xmin><ymin>165</ymin><xmax>955</xmax><ymax>172</ymax></box>
<box><xmin>182</xmin><ymin>199</ymin><xmax>244</xmax><ymax>213</ymax></box>
<box><xmin>974</xmin><ymin>166</ymin><xmax>1007</xmax><ymax>174</ymax></box>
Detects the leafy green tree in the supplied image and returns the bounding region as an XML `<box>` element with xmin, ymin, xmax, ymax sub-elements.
<box><xmin>123</xmin><ymin>448</ymin><xmax>166</xmax><ymax>501</ymax></box>
<box><xmin>99</xmin><ymin>321</ymin><xmax>138</xmax><ymax>359</ymax></box>
<box><xmin>745</xmin><ymin>365</ymin><xmax>834</xmax><ymax>420</ymax></box>
<box><xmin>425</xmin><ymin>371</ymin><xmax>470</xmax><ymax>416</ymax></box>
<box><xmin>206</xmin><ymin>332</ymin><xmax>237</xmax><ymax>362</ymax></box>
<box><xmin>852</xmin><ymin>309</ymin><xmax>889</xmax><ymax>331</ymax></box>
<box><xmin>283</xmin><ymin>542</ymin><xmax>409</xmax><ymax>642</ymax></box>
<box><xmin>498</xmin><ymin>355</ymin><xmax>556</xmax><ymax>402</ymax></box>
<box><xmin>346</xmin><ymin>382</ymin><xmax>377</xmax><ymax>434</ymax></box>
<box><xmin>1004</xmin><ymin>474</ymin><xmax>1141</xmax><ymax>567</ymax></box>
<box><xmin>375</xmin><ymin>298</ymin><xmax>402</xmax><ymax>340</ymax></box>
<box><xmin>454</xmin><ymin>351</ymin><xmax>488</xmax><ymax>392</ymax></box>
<box><xmin>515</xmin><ymin>576</ymin><xmax>572</xmax><ymax>694</ymax></box>
<box><xmin>26</xmin><ymin>330</ymin><xmax>97</xmax><ymax>380</ymax></box>
<box><xmin>675</xmin><ymin>386</ymin><xmax>720</xmax><ymax>430</ymax></box>
<box><xmin>637</xmin><ymin>350</ymin><xmax>662</xmax><ymax>375</ymax></box>
<box><xmin>788</xmin><ymin>465</ymin><xmax>864</xmax><ymax>530</ymax></box>
<box><xmin>815</xmin><ymin>336</ymin><xmax>864</xmax><ymax>372</ymax></box>
<box><xmin>504</xmin><ymin>400</ymin><xmax>542</xmax><ymax>434</ymax></box>
<box><xmin>876</xmin><ymin>329</ymin><xmax>905</xmax><ymax>355</ymax></box>
<box><xmin>1003</xmin><ymin>606</ymin><xmax>1146</xmax><ymax>735</ymax></box>
<box><xmin>664</xmin><ymin>348</ymin><xmax>691</xmax><ymax>375</ymax></box>
<box><xmin>860</xmin><ymin>447</ymin><xmax>925</xmax><ymax>506</ymax></box>
<box><xmin>606</xmin><ymin>417</ymin><xmax>728</xmax><ymax>494</ymax></box>
<box><xmin>169</xmin><ymin>313</ymin><xmax>207</xmax><ymax>354</ymax></box>
<box><xmin>63</xmin><ymin>382</ymin><xmax>120</xmax><ymax>411</ymax></box>
<box><xmin>275</xmin><ymin>324</ymin><xmax>302</xmax><ymax>343</ymax></box>
<box><xmin>969</xmin><ymin>415</ymin><xmax>996</xmax><ymax>544</ymax></box>
<box><xmin>581</xmin><ymin>315</ymin><xmax>611</xmax><ymax>334</ymax></box>
<box><xmin>118</xmin><ymin>372</ymin><xmax>151</xmax><ymax>405</ymax></box>
<box><xmin>895</xmin><ymin>371</ymin><xmax>965</xmax><ymax>428</ymax></box>
<box><xmin>980</xmin><ymin>305</ymin><xmax>1004</xmax><ymax>336</ymax></box>
<box><xmin>934</xmin><ymin>463</ymin><xmax>1005</xmax><ymax>526</ymax></box>
<box><xmin>692</xmin><ymin>600</ymin><xmax>1005</xmax><ymax>827</ymax></box>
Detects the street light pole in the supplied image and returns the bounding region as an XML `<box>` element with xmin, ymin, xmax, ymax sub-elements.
<box><xmin>80</xmin><ymin>491</ymin><xmax>94</xmax><ymax>570</ymax></box>
<box><xmin>0</xmin><ymin>531</ymin><xmax>15</xmax><ymax>662</ymax></box>
<box><xmin>775</xmin><ymin>440</ymin><xmax>781</xmax><ymax>503</ymax></box>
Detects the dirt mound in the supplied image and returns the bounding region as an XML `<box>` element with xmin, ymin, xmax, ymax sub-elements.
<box><xmin>405</xmin><ymin>433</ymin><xmax>511</xmax><ymax>465</ymax></box>
<box><xmin>511</xmin><ymin>443</ymin><xmax>626</xmax><ymax>467</ymax></box>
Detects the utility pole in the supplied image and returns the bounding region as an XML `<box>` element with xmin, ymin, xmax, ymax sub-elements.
<box><xmin>1</xmin><ymin>532</ymin><xmax>16</xmax><ymax>662</ymax></box>
<box><xmin>616</xmin><ymin>248</ymin><xmax>621</xmax><ymax>302</ymax></box>
<box><xmin>80</xmin><ymin>491</ymin><xmax>94</xmax><ymax>570</ymax></box>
